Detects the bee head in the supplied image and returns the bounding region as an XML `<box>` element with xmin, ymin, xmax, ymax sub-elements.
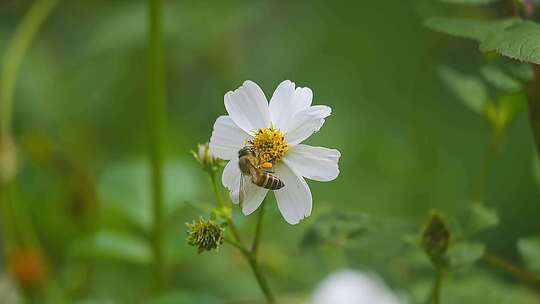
<box><xmin>238</xmin><ymin>146</ymin><xmax>256</xmax><ymax>158</ymax></box>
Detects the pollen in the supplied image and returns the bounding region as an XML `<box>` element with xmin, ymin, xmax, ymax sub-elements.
<box><xmin>250</xmin><ymin>127</ymin><xmax>288</xmax><ymax>164</ymax></box>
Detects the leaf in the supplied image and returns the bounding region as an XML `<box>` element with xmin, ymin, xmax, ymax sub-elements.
<box><xmin>97</xmin><ymin>159</ymin><xmax>200</xmax><ymax>230</ymax></box>
<box><xmin>518</xmin><ymin>237</ymin><xmax>540</xmax><ymax>273</ymax></box>
<box><xmin>440</xmin><ymin>0</ymin><xmax>499</xmax><ymax>4</ymax></box>
<box><xmin>425</xmin><ymin>17</ymin><xmax>521</xmax><ymax>41</ymax></box>
<box><xmin>437</xmin><ymin>66</ymin><xmax>489</xmax><ymax>114</ymax></box>
<box><xmin>69</xmin><ymin>231</ymin><xmax>152</xmax><ymax>265</ymax></box>
<box><xmin>300</xmin><ymin>211</ymin><xmax>414</xmax><ymax>263</ymax></box>
<box><xmin>462</xmin><ymin>204</ymin><xmax>499</xmax><ymax>236</ymax></box>
<box><xmin>447</xmin><ymin>242</ymin><xmax>486</xmax><ymax>271</ymax></box>
<box><xmin>508</xmin><ymin>62</ymin><xmax>534</xmax><ymax>81</ymax></box>
<box><xmin>481</xmin><ymin>21</ymin><xmax>540</xmax><ymax>65</ymax></box>
<box><xmin>480</xmin><ymin>65</ymin><xmax>521</xmax><ymax>92</ymax></box>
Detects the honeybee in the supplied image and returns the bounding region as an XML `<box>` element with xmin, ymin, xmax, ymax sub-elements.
<box><xmin>238</xmin><ymin>146</ymin><xmax>284</xmax><ymax>203</ymax></box>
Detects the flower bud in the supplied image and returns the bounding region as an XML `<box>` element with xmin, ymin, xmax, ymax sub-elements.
<box><xmin>186</xmin><ymin>217</ymin><xmax>225</xmax><ymax>253</ymax></box>
<box><xmin>421</xmin><ymin>212</ymin><xmax>450</xmax><ymax>268</ymax></box>
<box><xmin>191</xmin><ymin>143</ymin><xmax>223</xmax><ymax>172</ymax></box>
<box><xmin>0</xmin><ymin>133</ymin><xmax>17</xmax><ymax>184</ymax></box>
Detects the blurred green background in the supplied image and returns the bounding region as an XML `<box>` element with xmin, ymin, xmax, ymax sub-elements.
<box><xmin>1</xmin><ymin>0</ymin><xmax>540</xmax><ymax>303</ymax></box>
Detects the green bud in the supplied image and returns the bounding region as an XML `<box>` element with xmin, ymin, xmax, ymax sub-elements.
<box><xmin>186</xmin><ymin>217</ymin><xmax>225</xmax><ymax>253</ymax></box>
<box><xmin>191</xmin><ymin>143</ymin><xmax>224</xmax><ymax>173</ymax></box>
<box><xmin>421</xmin><ymin>211</ymin><xmax>450</xmax><ymax>268</ymax></box>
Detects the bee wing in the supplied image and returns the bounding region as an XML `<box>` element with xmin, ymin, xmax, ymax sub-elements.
<box><xmin>239</xmin><ymin>173</ymin><xmax>251</xmax><ymax>208</ymax></box>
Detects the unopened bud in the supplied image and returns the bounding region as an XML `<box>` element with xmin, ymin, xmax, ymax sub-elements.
<box><xmin>186</xmin><ymin>217</ymin><xmax>225</xmax><ymax>253</ymax></box>
<box><xmin>191</xmin><ymin>143</ymin><xmax>223</xmax><ymax>172</ymax></box>
<box><xmin>421</xmin><ymin>211</ymin><xmax>450</xmax><ymax>268</ymax></box>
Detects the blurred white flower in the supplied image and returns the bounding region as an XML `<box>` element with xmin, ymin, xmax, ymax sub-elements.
<box><xmin>310</xmin><ymin>269</ymin><xmax>406</xmax><ymax>304</ymax></box>
<box><xmin>209</xmin><ymin>80</ymin><xmax>340</xmax><ymax>224</ymax></box>
<box><xmin>0</xmin><ymin>276</ymin><xmax>20</xmax><ymax>304</ymax></box>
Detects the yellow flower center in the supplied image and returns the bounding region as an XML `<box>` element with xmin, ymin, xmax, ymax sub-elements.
<box><xmin>250</xmin><ymin>128</ymin><xmax>288</xmax><ymax>164</ymax></box>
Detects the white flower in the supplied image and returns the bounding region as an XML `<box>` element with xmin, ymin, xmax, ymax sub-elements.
<box><xmin>310</xmin><ymin>269</ymin><xmax>406</xmax><ymax>304</ymax></box>
<box><xmin>209</xmin><ymin>80</ymin><xmax>340</xmax><ymax>224</ymax></box>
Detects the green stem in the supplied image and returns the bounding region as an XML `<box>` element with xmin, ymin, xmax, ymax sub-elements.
<box><xmin>0</xmin><ymin>0</ymin><xmax>59</xmax><ymax>134</ymax></box>
<box><xmin>207</xmin><ymin>172</ymin><xmax>274</xmax><ymax>302</ymax></box>
<box><xmin>432</xmin><ymin>270</ymin><xmax>443</xmax><ymax>304</ymax></box>
<box><xmin>147</xmin><ymin>0</ymin><xmax>167</xmax><ymax>291</ymax></box>
<box><xmin>209</xmin><ymin>172</ymin><xmax>224</xmax><ymax>209</ymax></box>
<box><xmin>251</xmin><ymin>199</ymin><xmax>266</xmax><ymax>255</ymax></box>
<box><xmin>481</xmin><ymin>252</ymin><xmax>540</xmax><ymax>289</ymax></box>
<box><xmin>247</xmin><ymin>255</ymin><xmax>275</xmax><ymax>304</ymax></box>
<box><xmin>471</xmin><ymin>128</ymin><xmax>501</xmax><ymax>203</ymax></box>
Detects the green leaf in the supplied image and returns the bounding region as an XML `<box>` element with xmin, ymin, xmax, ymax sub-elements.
<box><xmin>508</xmin><ymin>62</ymin><xmax>534</xmax><ymax>81</ymax></box>
<box><xmin>481</xmin><ymin>21</ymin><xmax>540</xmax><ymax>65</ymax></box>
<box><xmin>518</xmin><ymin>237</ymin><xmax>540</xmax><ymax>273</ymax></box>
<box><xmin>69</xmin><ymin>231</ymin><xmax>152</xmax><ymax>265</ymax></box>
<box><xmin>97</xmin><ymin>159</ymin><xmax>200</xmax><ymax>230</ymax></box>
<box><xmin>437</xmin><ymin>66</ymin><xmax>489</xmax><ymax>114</ymax></box>
<box><xmin>462</xmin><ymin>204</ymin><xmax>499</xmax><ymax>236</ymax></box>
<box><xmin>300</xmin><ymin>211</ymin><xmax>414</xmax><ymax>263</ymax></box>
<box><xmin>447</xmin><ymin>242</ymin><xmax>486</xmax><ymax>271</ymax></box>
<box><xmin>440</xmin><ymin>0</ymin><xmax>499</xmax><ymax>4</ymax></box>
<box><xmin>425</xmin><ymin>17</ymin><xmax>521</xmax><ymax>41</ymax></box>
<box><xmin>481</xmin><ymin>65</ymin><xmax>521</xmax><ymax>91</ymax></box>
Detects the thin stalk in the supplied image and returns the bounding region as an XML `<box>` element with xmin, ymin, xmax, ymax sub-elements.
<box><xmin>0</xmin><ymin>0</ymin><xmax>60</xmax><ymax>134</ymax></box>
<box><xmin>471</xmin><ymin>129</ymin><xmax>501</xmax><ymax>203</ymax></box>
<box><xmin>206</xmin><ymin>171</ymin><xmax>275</xmax><ymax>302</ymax></box>
<box><xmin>247</xmin><ymin>256</ymin><xmax>275</xmax><ymax>304</ymax></box>
<box><xmin>526</xmin><ymin>65</ymin><xmax>540</xmax><ymax>161</ymax></box>
<box><xmin>209</xmin><ymin>172</ymin><xmax>224</xmax><ymax>209</ymax></box>
<box><xmin>431</xmin><ymin>270</ymin><xmax>443</xmax><ymax>304</ymax></box>
<box><xmin>481</xmin><ymin>252</ymin><xmax>540</xmax><ymax>289</ymax></box>
<box><xmin>251</xmin><ymin>199</ymin><xmax>266</xmax><ymax>255</ymax></box>
<box><xmin>147</xmin><ymin>0</ymin><xmax>167</xmax><ymax>291</ymax></box>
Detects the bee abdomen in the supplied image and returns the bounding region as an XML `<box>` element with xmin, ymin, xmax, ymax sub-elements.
<box><xmin>257</xmin><ymin>173</ymin><xmax>284</xmax><ymax>190</ymax></box>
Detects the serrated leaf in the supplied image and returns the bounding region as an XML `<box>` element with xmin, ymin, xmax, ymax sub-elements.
<box><xmin>481</xmin><ymin>21</ymin><xmax>540</xmax><ymax>64</ymax></box>
<box><xmin>300</xmin><ymin>212</ymin><xmax>414</xmax><ymax>263</ymax></box>
<box><xmin>69</xmin><ymin>231</ymin><xmax>151</xmax><ymax>265</ymax></box>
<box><xmin>447</xmin><ymin>242</ymin><xmax>485</xmax><ymax>271</ymax></box>
<box><xmin>518</xmin><ymin>237</ymin><xmax>540</xmax><ymax>272</ymax></box>
<box><xmin>425</xmin><ymin>17</ymin><xmax>521</xmax><ymax>41</ymax></box>
<box><xmin>462</xmin><ymin>204</ymin><xmax>499</xmax><ymax>236</ymax></box>
<box><xmin>437</xmin><ymin>66</ymin><xmax>489</xmax><ymax>114</ymax></box>
<box><xmin>481</xmin><ymin>65</ymin><xmax>521</xmax><ymax>91</ymax></box>
<box><xmin>441</xmin><ymin>0</ymin><xmax>499</xmax><ymax>4</ymax></box>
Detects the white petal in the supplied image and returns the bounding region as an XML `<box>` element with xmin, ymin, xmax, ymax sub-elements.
<box><xmin>222</xmin><ymin>158</ymin><xmax>241</xmax><ymax>203</ymax></box>
<box><xmin>294</xmin><ymin>86</ymin><xmax>313</xmax><ymax>111</ymax></box>
<box><xmin>241</xmin><ymin>182</ymin><xmax>268</xmax><ymax>216</ymax></box>
<box><xmin>269</xmin><ymin>81</ymin><xmax>314</xmax><ymax>131</ymax></box>
<box><xmin>285</xmin><ymin>105</ymin><xmax>332</xmax><ymax>145</ymax></box>
<box><xmin>209</xmin><ymin>116</ymin><xmax>251</xmax><ymax>160</ymax></box>
<box><xmin>274</xmin><ymin>163</ymin><xmax>312</xmax><ymax>224</ymax></box>
<box><xmin>269</xmin><ymin>80</ymin><xmax>296</xmax><ymax>130</ymax></box>
<box><xmin>284</xmin><ymin>144</ymin><xmax>341</xmax><ymax>182</ymax></box>
<box><xmin>224</xmin><ymin>80</ymin><xmax>271</xmax><ymax>134</ymax></box>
